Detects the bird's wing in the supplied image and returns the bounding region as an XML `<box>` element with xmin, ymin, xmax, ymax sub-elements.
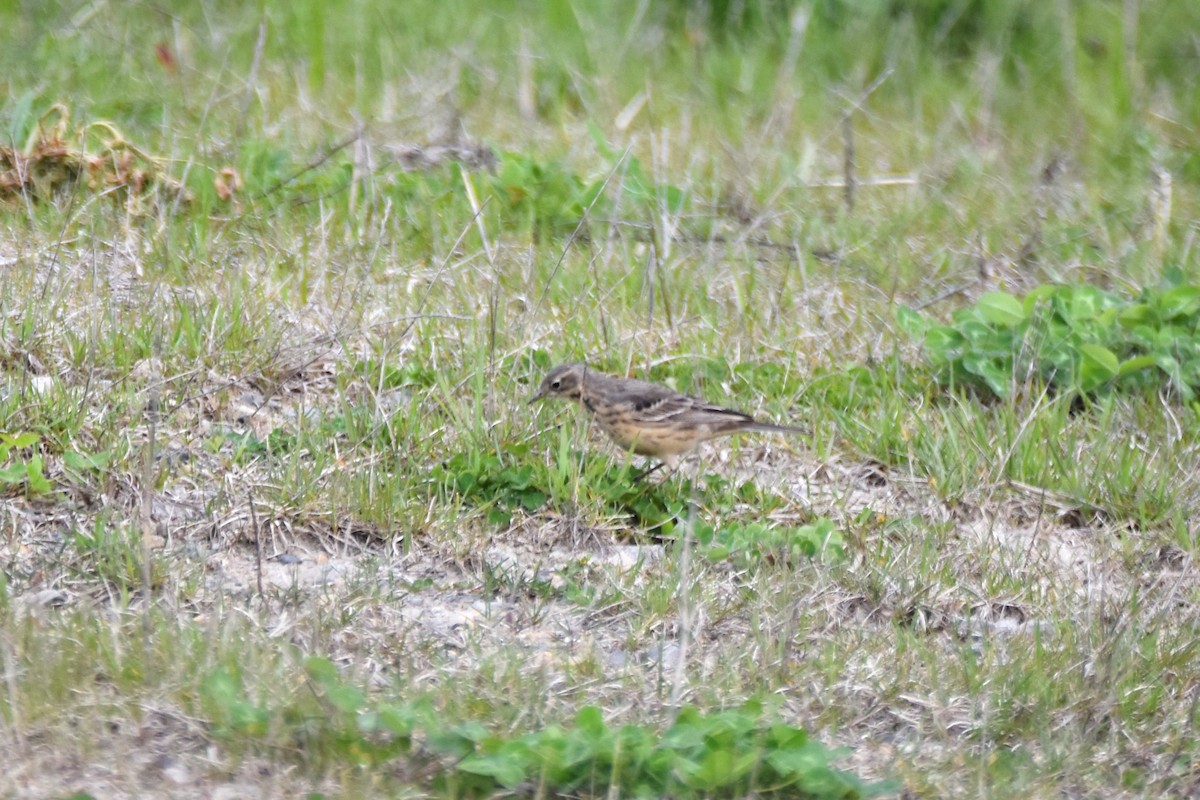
<box><xmin>626</xmin><ymin>387</ymin><xmax>804</xmax><ymax>435</ymax></box>
<box><xmin>670</xmin><ymin>400</ymin><xmax>757</xmax><ymax>431</ymax></box>
<box><xmin>624</xmin><ymin>389</ymin><xmax>754</xmax><ymax>431</ymax></box>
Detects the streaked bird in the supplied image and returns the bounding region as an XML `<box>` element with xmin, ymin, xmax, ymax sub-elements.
<box><xmin>529</xmin><ymin>362</ymin><xmax>806</xmax><ymax>477</ymax></box>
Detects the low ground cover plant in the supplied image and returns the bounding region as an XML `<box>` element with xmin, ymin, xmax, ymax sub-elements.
<box><xmin>900</xmin><ymin>275</ymin><xmax>1200</xmax><ymax>401</ymax></box>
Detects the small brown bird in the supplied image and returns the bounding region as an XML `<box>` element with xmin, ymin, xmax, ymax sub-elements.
<box><xmin>529</xmin><ymin>362</ymin><xmax>807</xmax><ymax>477</ymax></box>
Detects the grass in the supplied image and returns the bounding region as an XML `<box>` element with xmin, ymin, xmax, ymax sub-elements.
<box><xmin>2</xmin><ymin>0</ymin><xmax>1200</xmax><ymax>796</ymax></box>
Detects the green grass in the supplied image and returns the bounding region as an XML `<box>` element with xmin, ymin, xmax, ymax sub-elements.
<box><xmin>2</xmin><ymin>0</ymin><xmax>1200</xmax><ymax>796</ymax></box>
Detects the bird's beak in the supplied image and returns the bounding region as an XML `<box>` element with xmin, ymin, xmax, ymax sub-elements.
<box><xmin>527</xmin><ymin>390</ymin><xmax>545</xmax><ymax>405</ymax></box>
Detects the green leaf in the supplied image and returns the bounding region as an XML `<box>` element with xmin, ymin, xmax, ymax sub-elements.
<box><xmin>1117</xmin><ymin>302</ymin><xmax>1154</xmax><ymax>327</ymax></box>
<box><xmin>7</xmin><ymin>90</ymin><xmax>36</xmax><ymax>149</ymax></box>
<box><xmin>1065</xmin><ymin>285</ymin><xmax>1111</xmax><ymax>322</ymax></box>
<box><xmin>485</xmin><ymin>507</ymin><xmax>513</xmax><ymax>526</ymax></box>
<box><xmin>458</xmin><ymin>752</ymin><xmax>527</xmax><ymax>788</ymax></box>
<box><xmin>1155</xmin><ymin>353</ymin><xmax>1184</xmax><ymax>382</ymax></box>
<box><xmin>25</xmin><ymin>456</ymin><xmax>52</xmax><ymax>494</ymax></box>
<box><xmin>0</xmin><ymin>432</ymin><xmax>39</xmax><ymax>451</ymax></box>
<box><xmin>1116</xmin><ymin>355</ymin><xmax>1159</xmax><ymax>378</ymax></box>
<box><xmin>766</xmin><ymin>744</ymin><xmax>860</xmax><ymax>793</ymax></box>
<box><xmin>768</xmin><ymin>723</ymin><xmax>809</xmax><ymax>749</ymax></box>
<box><xmin>517</xmin><ymin>489</ymin><xmax>548</xmax><ymax>510</ymax></box>
<box><xmin>375</xmin><ymin>706</ymin><xmax>414</xmax><ymax>736</ymax></box>
<box><xmin>924</xmin><ymin>326</ymin><xmax>965</xmax><ymax>358</ymax></box>
<box><xmin>1180</xmin><ymin>356</ymin><xmax>1200</xmax><ymax>388</ymax></box>
<box><xmin>957</xmin><ymin>319</ymin><xmax>999</xmax><ymax>347</ymax></box>
<box><xmin>304</xmin><ymin>656</ymin><xmax>340</xmax><ymax>684</ymax></box>
<box><xmin>1078</xmin><ymin>344</ymin><xmax>1119</xmax><ymax>391</ymax></box>
<box><xmin>1160</xmin><ymin>286</ymin><xmax>1200</xmax><ymax>319</ymax></box>
<box><xmin>703</xmin><ymin>545</ymin><xmax>731</xmax><ymax>561</ymax></box>
<box><xmin>961</xmin><ymin>354</ymin><xmax>1010</xmax><ymax>397</ymax></box>
<box><xmin>575</xmin><ymin>706</ymin><xmax>606</xmax><ymax>737</ymax></box>
<box><xmin>0</xmin><ymin>464</ymin><xmax>26</xmax><ymax>485</ymax></box>
<box><xmin>325</xmin><ymin>683</ymin><xmax>366</xmax><ymax>714</ymax></box>
<box><xmin>229</xmin><ymin>701</ymin><xmax>270</xmax><ymax>736</ymax></box>
<box><xmin>895</xmin><ymin>305</ymin><xmax>930</xmax><ymax>337</ymax></box>
<box><xmin>679</xmin><ymin>748</ymin><xmax>735</xmax><ymax>790</ymax></box>
<box><xmin>64</xmin><ymin>450</ymin><xmax>110</xmax><ymax>472</ymax></box>
<box><xmin>1022</xmin><ymin>284</ymin><xmax>1057</xmax><ymax>315</ymax></box>
<box><xmin>976</xmin><ymin>292</ymin><xmax>1026</xmax><ymax>327</ymax></box>
<box><xmin>428</xmin><ymin>721</ymin><xmax>489</xmax><ymax>757</ymax></box>
<box><xmin>454</xmin><ymin>471</ymin><xmax>478</xmax><ymax>493</ymax></box>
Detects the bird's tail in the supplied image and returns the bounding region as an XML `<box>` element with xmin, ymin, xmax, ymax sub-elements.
<box><xmin>747</xmin><ymin>421</ymin><xmax>810</xmax><ymax>436</ymax></box>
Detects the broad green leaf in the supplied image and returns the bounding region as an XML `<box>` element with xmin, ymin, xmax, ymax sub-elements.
<box><xmin>765</xmin><ymin>743</ymin><xmax>854</xmax><ymax>789</ymax></box>
<box><xmin>1161</xmin><ymin>285</ymin><xmax>1200</xmax><ymax>319</ymax></box>
<box><xmin>575</xmin><ymin>706</ymin><xmax>606</xmax><ymax>737</ymax></box>
<box><xmin>924</xmin><ymin>326</ymin><xmax>965</xmax><ymax>359</ymax></box>
<box><xmin>229</xmin><ymin>702</ymin><xmax>269</xmax><ymax>736</ymax></box>
<box><xmin>517</xmin><ymin>489</ymin><xmax>547</xmax><ymax>510</ymax></box>
<box><xmin>1078</xmin><ymin>344</ymin><xmax>1119</xmax><ymax>391</ymax></box>
<box><xmin>958</xmin><ymin>319</ymin><xmax>1001</xmax><ymax>348</ymax></box>
<box><xmin>485</xmin><ymin>507</ymin><xmax>512</xmax><ymax>526</ymax></box>
<box><xmin>372</xmin><ymin>705</ymin><xmax>416</xmax><ymax>740</ymax></box>
<box><xmin>1155</xmin><ymin>353</ymin><xmax>1183</xmax><ymax>378</ymax></box>
<box><xmin>1152</xmin><ymin>354</ymin><xmax>1193</xmax><ymax>400</ymax></box>
<box><xmin>64</xmin><ymin>450</ymin><xmax>110</xmax><ymax>471</ymax></box>
<box><xmin>1022</xmin><ymin>284</ymin><xmax>1056</xmax><ymax>315</ymax></box>
<box><xmin>1096</xmin><ymin>307</ymin><xmax>1120</xmax><ymax>328</ymax></box>
<box><xmin>325</xmin><ymin>683</ymin><xmax>366</xmax><ymax>714</ymax></box>
<box><xmin>1118</xmin><ymin>303</ymin><xmax>1153</xmax><ymax>328</ymax></box>
<box><xmin>427</xmin><ymin>721</ymin><xmax>489</xmax><ymax>758</ymax></box>
<box><xmin>1162</xmin><ymin>265</ymin><xmax>1188</xmax><ymax>288</ymax></box>
<box><xmin>1116</xmin><ymin>355</ymin><xmax>1159</xmax><ymax>377</ymax></box>
<box><xmin>1180</xmin><ymin>356</ymin><xmax>1200</xmax><ymax>387</ymax></box>
<box><xmin>25</xmin><ymin>457</ymin><xmax>52</xmax><ymax>494</ymax></box>
<box><xmin>0</xmin><ymin>432</ymin><xmax>39</xmax><ymax>449</ymax></box>
<box><xmin>457</xmin><ymin>753</ymin><xmax>527</xmax><ymax>788</ymax></box>
<box><xmin>894</xmin><ymin>305</ymin><xmax>930</xmax><ymax>337</ymax></box>
<box><xmin>977</xmin><ymin>292</ymin><xmax>1026</xmax><ymax>327</ymax></box>
<box><xmin>768</xmin><ymin>723</ymin><xmax>808</xmax><ymax>749</ymax></box>
<box><xmin>1079</xmin><ymin>344</ymin><xmax>1119</xmax><ymax>374</ymax></box>
<box><xmin>1041</xmin><ymin>347</ymin><xmax>1076</xmax><ymax>383</ymax></box>
<box><xmin>703</xmin><ymin>545</ymin><xmax>731</xmax><ymax>561</ymax></box>
<box><xmin>1066</xmin><ymin>285</ymin><xmax>1111</xmax><ymax>321</ymax></box>
<box><xmin>686</xmin><ymin>749</ymin><xmax>737</xmax><ymax>789</ymax></box>
<box><xmin>962</xmin><ymin>354</ymin><xmax>1010</xmax><ymax>397</ymax></box>
<box><xmin>305</xmin><ymin>656</ymin><xmax>339</xmax><ymax>683</ymax></box>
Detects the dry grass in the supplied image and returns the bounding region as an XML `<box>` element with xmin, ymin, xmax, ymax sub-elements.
<box><xmin>3</xmin><ymin>1</ymin><xmax>1200</xmax><ymax>797</ymax></box>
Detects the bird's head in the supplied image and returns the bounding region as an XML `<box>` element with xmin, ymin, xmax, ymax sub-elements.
<box><xmin>529</xmin><ymin>363</ymin><xmax>587</xmax><ymax>404</ymax></box>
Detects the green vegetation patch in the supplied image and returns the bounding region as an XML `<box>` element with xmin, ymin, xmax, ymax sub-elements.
<box><xmin>900</xmin><ymin>275</ymin><xmax>1200</xmax><ymax>401</ymax></box>
<box><xmin>203</xmin><ymin>657</ymin><xmax>891</xmax><ymax>799</ymax></box>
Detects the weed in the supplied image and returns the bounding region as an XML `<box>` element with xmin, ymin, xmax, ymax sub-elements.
<box><xmin>901</xmin><ymin>276</ymin><xmax>1200</xmax><ymax>401</ymax></box>
<box><xmin>203</xmin><ymin>659</ymin><xmax>890</xmax><ymax>798</ymax></box>
<box><xmin>0</xmin><ymin>432</ymin><xmax>52</xmax><ymax>497</ymax></box>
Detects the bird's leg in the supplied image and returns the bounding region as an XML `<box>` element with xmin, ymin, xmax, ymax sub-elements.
<box><xmin>632</xmin><ymin>453</ymin><xmax>685</xmax><ymax>483</ymax></box>
<box><xmin>630</xmin><ymin>460</ymin><xmax>666</xmax><ymax>482</ymax></box>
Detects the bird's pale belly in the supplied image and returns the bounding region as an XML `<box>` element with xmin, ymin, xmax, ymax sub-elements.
<box><xmin>598</xmin><ymin>418</ymin><xmax>699</xmax><ymax>457</ymax></box>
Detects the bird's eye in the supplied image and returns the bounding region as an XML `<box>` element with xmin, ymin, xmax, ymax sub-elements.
<box><xmin>550</xmin><ymin>380</ymin><xmax>562</xmax><ymax>390</ymax></box>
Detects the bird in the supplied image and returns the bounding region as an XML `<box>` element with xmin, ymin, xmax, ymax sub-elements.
<box><xmin>528</xmin><ymin>362</ymin><xmax>807</xmax><ymax>478</ymax></box>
